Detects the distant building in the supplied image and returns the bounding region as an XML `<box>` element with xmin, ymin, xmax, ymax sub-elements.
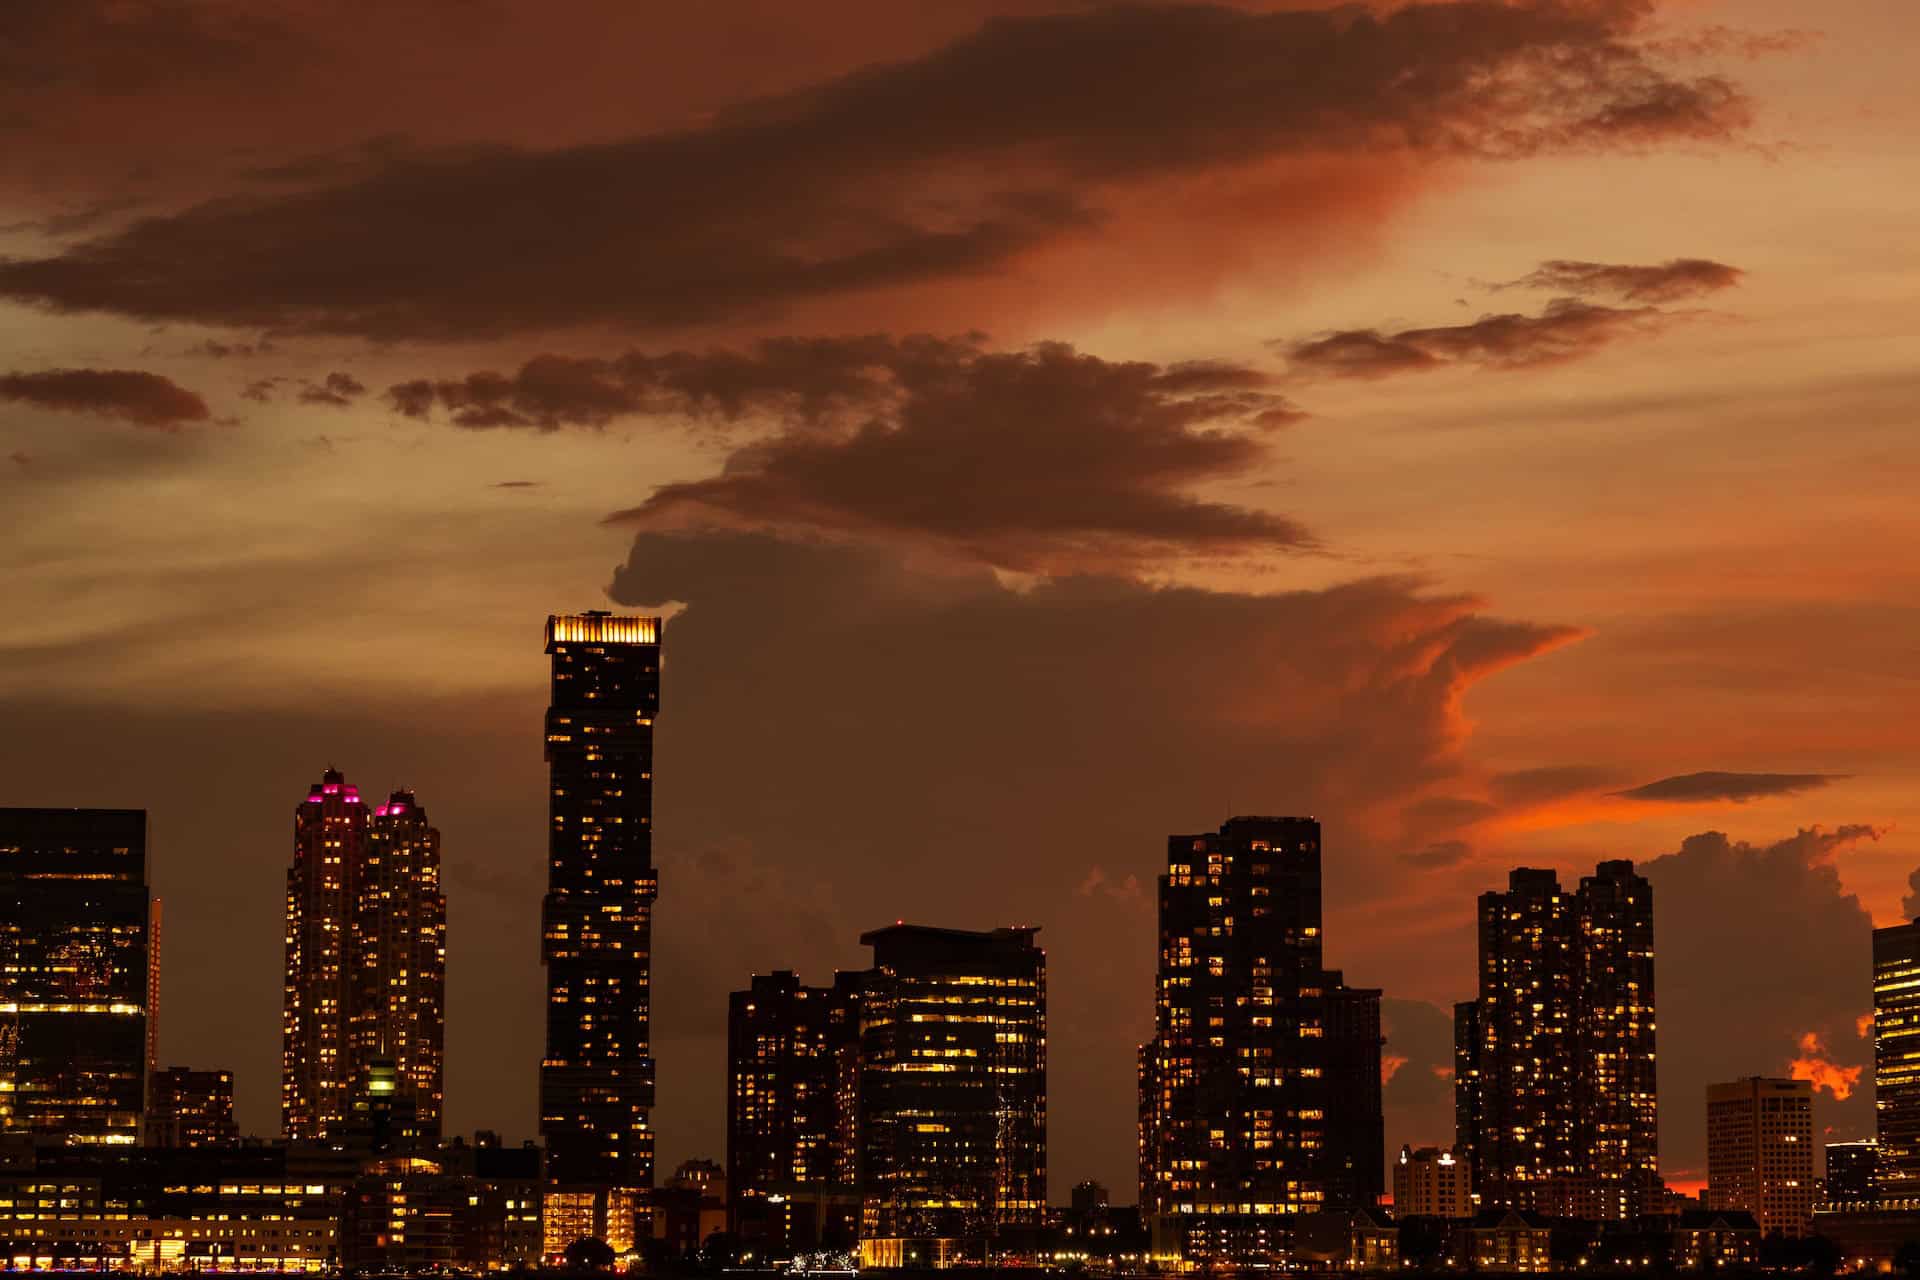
<box><xmin>148</xmin><ymin>1067</ymin><xmax>237</xmax><ymax>1149</ymax></box>
<box><xmin>726</xmin><ymin>968</ymin><xmax>865</xmax><ymax>1242</ymax></box>
<box><xmin>1138</xmin><ymin>817</ymin><xmax>1385</xmax><ymax>1266</ymax></box>
<box><xmin>1462</xmin><ymin>1208</ymin><xmax>1552</xmax><ymax>1273</ymax></box>
<box><xmin>653</xmin><ymin>1159</ymin><xmax>728</xmax><ymax>1258</ymax></box>
<box><xmin>1824</xmin><ymin>1139</ymin><xmax>1877</xmax><ymax>1203</ymax></box>
<box><xmin>1455</xmin><ymin>862</ymin><xmax>1657</xmax><ymax>1219</ymax></box>
<box><xmin>1672</xmin><ymin>1209</ymin><xmax>1763</xmax><ymax>1269</ymax></box>
<box><xmin>1394</xmin><ymin>1145</ymin><xmax>1472</xmax><ymax>1219</ymax></box>
<box><xmin>1875</xmin><ymin>921</ymin><xmax>1920</xmax><ymax>1196</ymax></box>
<box><xmin>284</xmin><ymin>773</ymin><xmax>444</xmax><ymax>1145</ymax></box>
<box><xmin>0</xmin><ymin>1143</ymin><xmax>340</xmax><ymax>1271</ymax></box>
<box><xmin>355</xmin><ymin>791</ymin><xmax>446</xmax><ymax>1139</ymax></box>
<box><xmin>343</xmin><ymin>1139</ymin><xmax>544</xmax><ymax>1272</ymax></box>
<box><xmin>0</xmin><ymin>807</ymin><xmax>151</xmax><ymax>1145</ymax></box>
<box><xmin>1705</xmin><ymin>1077</ymin><xmax>1815</xmax><ymax>1237</ymax></box>
<box><xmin>856</xmin><ymin>924</ymin><xmax>1046</xmax><ymax>1267</ymax></box>
<box><xmin>539</xmin><ymin>613</ymin><xmax>663</xmax><ymax>1255</ymax></box>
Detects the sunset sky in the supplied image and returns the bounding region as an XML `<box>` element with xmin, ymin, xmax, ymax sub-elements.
<box><xmin>3</xmin><ymin>0</ymin><xmax>1917</xmax><ymax>1195</ymax></box>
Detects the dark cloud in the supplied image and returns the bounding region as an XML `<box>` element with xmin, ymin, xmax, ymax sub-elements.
<box><xmin>187</xmin><ymin>337</ymin><xmax>277</xmax><ymax>359</ymax></box>
<box><xmin>1643</xmin><ymin>825</ymin><xmax>1886</xmax><ymax>1170</ymax></box>
<box><xmin>1901</xmin><ymin>868</ymin><xmax>1920</xmax><ymax>923</ymax></box>
<box><xmin>508</xmin><ymin>338</ymin><xmax>1313</xmax><ymax>573</ymax></box>
<box><xmin>240</xmin><ymin>377</ymin><xmax>282</xmax><ymax>403</ymax></box>
<box><xmin>1614</xmin><ymin>770</ymin><xmax>1843</xmax><ymax>803</ymax></box>
<box><xmin>491</xmin><ymin>480</ymin><xmax>542</xmax><ymax>490</ymax></box>
<box><xmin>296</xmin><ymin>371</ymin><xmax>367</xmax><ymax>407</ymax></box>
<box><xmin>0</xmin><ymin>367</ymin><xmax>209</xmax><ymax>429</ymax></box>
<box><xmin>0</xmin><ymin>1</ymin><xmax>1748</xmax><ymax>338</ymax></box>
<box><xmin>8</xmin><ymin>449</ymin><xmax>31</xmax><ymax>466</ymax></box>
<box><xmin>1504</xmin><ymin>258</ymin><xmax>1745</xmax><ymax>303</ymax></box>
<box><xmin>1401</xmin><ymin>839</ymin><xmax>1473</xmax><ymax>869</ymax></box>
<box><xmin>1488</xmin><ymin>763</ymin><xmax>1629</xmax><ymax>807</ymax></box>
<box><xmin>1283</xmin><ymin>298</ymin><xmax>1679</xmax><ymax>378</ymax></box>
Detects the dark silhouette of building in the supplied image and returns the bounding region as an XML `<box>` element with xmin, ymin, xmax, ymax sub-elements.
<box><xmin>0</xmin><ymin>807</ymin><xmax>151</xmax><ymax>1145</ymax></box>
<box><xmin>539</xmin><ymin>612</ymin><xmax>663</xmax><ymax>1254</ymax></box>
<box><xmin>354</xmin><ymin>790</ymin><xmax>445</xmax><ymax>1138</ymax></box>
<box><xmin>345</xmin><ymin>1141</ymin><xmax>544</xmax><ymax>1273</ymax></box>
<box><xmin>1455</xmin><ymin>861</ymin><xmax>1657</xmax><ymax>1219</ymax></box>
<box><xmin>284</xmin><ymin>772</ymin><xmax>445</xmax><ymax>1144</ymax></box>
<box><xmin>1824</xmin><ymin>1139</ymin><xmax>1877</xmax><ymax>1203</ymax></box>
<box><xmin>1137</xmin><ymin>817</ymin><xmax>1385</xmax><ymax>1264</ymax></box>
<box><xmin>856</xmin><ymin>924</ymin><xmax>1045</xmax><ymax>1266</ymax></box>
<box><xmin>1876</xmin><ymin>921</ymin><xmax>1920</xmax><ymax>1196</ymax></box>
<box><xmin>283</xmin><ymin>770</ymin><xmax>369</xmax><ymax>1138</ymax></box>
<box><xmin>726</xmin><ymin>969</ymin><xmax>865</xmax><ymax>1242</ymax></box>
<box><xmin>148</xmin><ymin>1067</ymin><xmax>237</xmax><ymax>1148</ymax></box>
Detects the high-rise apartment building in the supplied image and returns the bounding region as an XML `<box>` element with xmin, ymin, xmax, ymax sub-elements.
<box><xmin>856</xmin><ymin>925</ymin><xmax>1045</xmax><ymax>1266</ymax></box>
<box><xmin>354</xmin><ymin>791</ymin><xmax>446</xmax><ymax>1138</ymax></box>
<box><xmin>726</xmin><ymin>969</ymin><xmax>866</xmax><ymax>1232</ymax></box>
<box><xmin>539</xmin><ymin>613</ymin><xmax>662</xmax><ymax>1254</ymax></box>
<box><xmin>1393</xmin><ymin>1146</ymin><xmax>1472</xmax><ymax>1218</ymax></box>
<box><xmin>1705</xmin><ymin>1077</ymin><xmax>1815</xmax><ymax>1238</ymax></box>
<box><xmin>284</xmin><ymin>771</ymin><xmax>369</xmax><ymax>1138</ymax></box>
<box><xmin>149</xmin><ymin>1067</ymin><xmax>239</xmax><ymax>1149</ymax></box>
<box><xmin>284</xmin><ymin>770</ymin><xmax>445</xmax><ymax>1142</ymax></box>
<box><xmin>1455</xmin><ymin>861</ymin><xmax>1657</xmax><ymax>1219</ymax></box>
<box><xmin>1137</xmin><ymin>817</ymin><xmax>1385</xmax><ymax>1264</ymax></box>
<box><xmin>1874</xmin><ymin>921</ymin><xmax>1920</xmax><ymax>1196</ymax></box>
<box><xmin>0</xmin><ymin>808</ymin><xmax>151</xmax><ymax>1144</ymax></box>
<box><xmin>1824</xmin><ymin>1140</ymin><xmax>1877</xmax><ymax>1203</ymax></box>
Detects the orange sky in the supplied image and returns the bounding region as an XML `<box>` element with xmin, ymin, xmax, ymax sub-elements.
<box><xmin>2</xmin><ymin>0</ymin><xmax>1916</xmax><ymax>1193</ymax></box>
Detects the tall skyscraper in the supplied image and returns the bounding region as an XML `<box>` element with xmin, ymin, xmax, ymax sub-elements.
<box><xmin>285</xmin><ymin>770</ymin><xmax>444</xmax><ymax>1142</ymax></box>
<box><xmin>0</xmin><ymin>808</ymin><xmax>151</xmax><ymax>1144</ymax></box>
<box><xmin>726</xmin><ymin>969</ymin><xmax>866</xmax><ymax>1232</ymax></box>
<box><xmin>149</xmin><ymin>1067</ymin><xmax>239</xmax><ymax>1148</ymax></box>
<box><xmin>540</xmin><ymin>612</ymin><xmax>662</xmax><ymax>1253</ymax></box>
<box><xmin>1455</xmin><ymin>861</ymin><xmax>1657</xmax><ymax>1219</ymax></box>
<box><xmin>1874</xmin><ymin>921</ymin><xmax>1920</xmax><ymax>1195</ymax></box>
<box><xmin>1138</xmin><ymin>817</ymin><xmax>1385</xmax><ymax>1265</ymax></box>
<box><xmin>284</xmin><ymin>769</ymin><xmax>370</xmax><ymax>1139</ymax></box>
<box><xmin>355</xmin><ymin>791</ymin><xmax>446</xmax><ymax>1139</ymax></box>
<box><xmin>1705</xmin><ymin>1077</ymin><xmax>1815</xmax><ymax>1238</ymax></box>
<box><xmin>856</xmin><ymin>925</ymin><xmax>1046</xmax><ymax>1267</ymax></box>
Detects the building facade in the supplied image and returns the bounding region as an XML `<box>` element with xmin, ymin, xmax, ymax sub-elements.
<box><xmin>1455</xmin><ymin>861</ymin><xmax>1657</xmax><ymax>1219</ymax></box>
<box><xmin>539</xmin><ymin>613</ymin><xmax>663</xmax><ymax>1253</ymax></box>
<box><xmin>147</xmin><ymin>1068</ymin><xmax>237</xmax><ymax>1149</ymax></box>
<box><xmin>1824</xmin><ymin>1139</ymin><xmax>1877</xmax><ymax>1203</ymax></box>
<box><xmin>1875</xmin><ymin>921</ymin><xmax>1920</xmax><ymax>1197</ymax></box>
<box><xmin>0</xmin><ymin>808</ymin><xmax>151</xmax><ymax>1145</ymax></box>
<box><xmin>354</xmin><ymin>791</ymin><xmax>446</xmax><ymax>1138</ymax></box>
<box><xmin>1705</xmin><ymin>1077</ymin><xmax>1815</xmax><ymax>1238</ymax></box>
<box><xmin>1138</xmin><ymin>817</ymin><xmax>1386</xmax><ymax>1264</ymax></box>
<box><xmin>284</xmin><ymin>771</ymin><xmax>445</xmax><ymax>1143</ymax></box>
<box><xmin>726</xmin><ymin>969</ymin><xmax>865</xmax><ymax>1240</ymax></box>
<box><xmin>1393</xmin><ymin>1146</ymin><xmax>1472</xmax><ymax>1218</ymax></box>
<box><xmin>856</xmin><ymin>925</ymin><xmax>1045</xmax><ymax>1264</ymax></box>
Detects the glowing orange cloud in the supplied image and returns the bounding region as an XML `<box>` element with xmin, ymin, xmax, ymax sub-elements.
<box><xmin>1382</xmin><ymin>1054</ymin><xmax>1409</xmax><ymax>1085</ymax></box>
<box><xmin>1790</xmin><ymin>1031</ymin><xmax>1863</xmax><ymax>1100</ymax></box>
<box><xmin>1858</xmin><ymin>1012</ymin><xmax>1875</xmax><ymax>1039</ymax></box>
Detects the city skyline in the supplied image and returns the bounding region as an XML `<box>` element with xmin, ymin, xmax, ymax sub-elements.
<box><xmin>4</xmin><ymin>0</ymin><xmax>1918</xmax><ymax>1211</ymax></box>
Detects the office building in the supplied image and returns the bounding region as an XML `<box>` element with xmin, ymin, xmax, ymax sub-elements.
<box><xmin>1875</xmin><ymin>921</ymin><xmax>1920</xmax><ymax>1196</ymax></box>
<box><xmin>1138</xmin><ymin>817</ymin><xmax>1386</xmax><ymax>1264</ymax></box>
<box><xmin>0</xmin><ymin>808</ymin><xmax>151</xmax><ymax>1145</ymax></box>
<box><xmin>353</xmin><ymin>790</ymin><xmax>446</xmax><ymax>1138</ymax></box>
<box><xmin>148</xmin><ymin>1067</ymin><xmax>238</xmax><ymax>1149</ymax></box>
<box><xmin>539</xmin><ymin>613</ymin><xmax>663</xmax><ymax>1254</ymax></box>
<box><xmin>1825</xmin><ymin>1139</ymin><xmax>1877</xmax><ymax>1203</ymax></box>
<box><xmin>726</xmin><ymin>969</ymin><xmax>865</xmax><ymax>1239</ymax></box>
<box><xmin>856</xmin><ymin>924</ymin><xmax>1046</xmax><ymax>1266</ymax></box>
<box><xmin>1393</xmin><ymin>1146</ymin><xmax>1472</xmax><ymax>1218</ymax></box>
<box><xmin>1706</xmin><ymin>1077</ymin><xmax>1815</xmax><ymax>1238</ymax></box>
<box><xmin>1455</xmin><ymin>861</ymin><xmax>1657</xmax><ymax>1219</ymax></box>
<box><xmin>285</xmin><ymin>771</ymin><xmax>445</xmax><ymax>1145</ymax></box>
